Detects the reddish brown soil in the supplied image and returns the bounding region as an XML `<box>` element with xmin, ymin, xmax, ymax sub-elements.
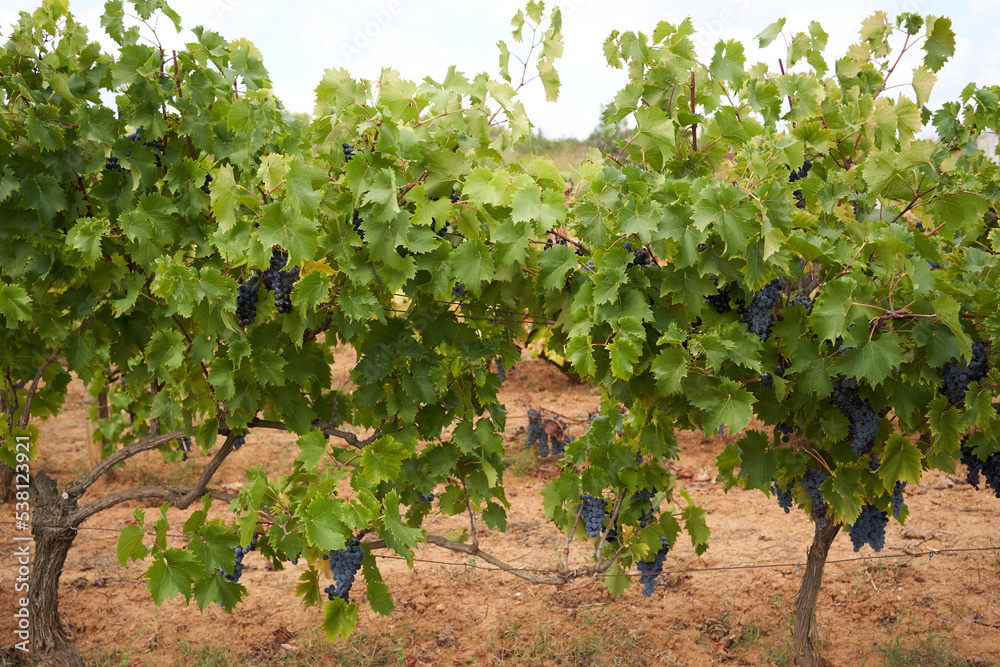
<box><xmin>1</xmin><ymin>354</ymin><xmax>999</xmax><ymax>666</ymax></box>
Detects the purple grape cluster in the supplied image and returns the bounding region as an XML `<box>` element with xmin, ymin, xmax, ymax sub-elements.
<box><xmin>525</xmin><ymin>409</ymin><xmax>548</xmax><ymax>457</ymax></box>
<box><xmin>219</xmin><ymin>531</ymin><xmax>260</xmax><ymax>583</ymax></box>
<box><xmin>261</xmin><ymin>250</ymin><xmax>288</xmax><ymax>290</ymax></box>
<box><xmin>175</xmin><ymin>436</ymin><xmax>192</xmax><ymax>461</ymax></box>
<box><xmin>939</xmin><ymin>341</ymin><xmax>990</xmax><ymax>405</ymax></box>
<box><xmin>495</xmin><ymin>357</ymin><xmax>507</xmax><ymax>384</ymax></box>
<box><xmin>271</xmin><ymin>265</ymin><xmax>300</xmax><ymax>313</ymax></box>
<box><xmin>236</xmin><ymin>272</ymin><xmax>260</xmax><ymax>326</ymax></box>
<box><xmin>233</xmin><ymin>431</ymin><xmax>247</xmax><ymax>451</ymax></box>
<box><xmin>705</xmin><ymin>287</ymin><xmax>731</xmax><ymax>314</ymax></box>
<box><xmin>788</xmin><ymin>159</ymin><xmax>811</xmax><ymax>209</ymax></box>
<box><xmin>891</xmin><ymin>481</ymin><xmax>906</xmax><ymax>520</ymax></box>
<box><xmin>848</xmin><ymin>504</ymin><xmax>887</xmax><ymax>552</ymax></box>
<box><xmin>775</xmin><ymin>422</ymin><xmax>794</xmax><ymax>443</ymax></box>
<box><xmin>740</xmin><ymin>279</ymin><xmax>783</xmax><ymax>341</ymax></box>
<box><xmin>801</xmin><ymin>468</ymin><xmax>829</xmax><ymax>529</ymax></box>
<box><xmin>631</xmin><ymin>488</ymin><xmax>658</xmax><ymax>527</ymax></box>
<box><xmin>200</xmin><ymin>173</ymin><xmax>212</xmax><ymax>194</ymax></box>
<box><xmin>772</xmin><ymin>480</ymin><xmax>794</xmax><ymax>514</ymax></box>
<box><xmin>636</xmin><ymin>537</ymin><xmax>670</xmax><ymax>597</ymax></box>
<box><xmin>579</xmin><ymin>494</ymin><xmax>606</xmax><ymax>538</ymax></box>
<box><xmin>323</xmin><ymin>538</ymin><xmax>365</xmax><ymax>603</ymax></box>
<box><xmin>418</xmin><ymin>490</ymin><xmax>435</xmax><ymax>504</ymax></box>
<box><xmin>830</xmin><ymin>377</ymin><xmax>880</xmax><ymax>457</ymax></box>
<box><xmin>961</xmin><ymin>435</ymin><xmax>1000</xmax><ymax>497</ymax></box>
<box><xmin>343</xmin><ymin>142</ymin><xmax>356</xmax><ymax>162</ymax></box>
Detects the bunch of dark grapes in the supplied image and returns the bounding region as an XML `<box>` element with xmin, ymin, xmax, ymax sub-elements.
<box><xmin>175</xmin><ymin>436</ymin><xmax>192</xmax><ymax>461</ymax></box>
<box><xmin>495</xmin><ymin>357</ymin><xmax>507</xmax><ymax>383</ymax></box>
<box><xmin>801</xmin><ymin>468</ymin><xmax>829</xmax><ymax>529</ymax></box>
<box><xmin>219</xmin><ymin>531</ymin><xmax>259</xmax><ymax>583</ymax></box>
<box><xmin>272</xmin><ymin>266</ymin><xmax>300</xmax><ymax>313</ymax></box>
<box><xmin>848</xmin><ymin>504</ymin><xmax>887</xmax><ymax>552</ymax></box>
<box><xmin>104</xmin><ymin>155</ymin><xmax>125</xmax><ymax>173</ymax></box>
<box><xmin>418</xmin><ymin>490</ymin><xmax>435</xmax><ymax>504</ymax></box>
<box><xmin>631</xmin><ymin>488</ymin><xmax>657</xmax><ymax>527</ymax></box>
<box><xmin>352</xmin><ymin>210</ymin><xmax>365</xmax><ymax>242</ymax></box>
<box><xmin>550</xmin><ymin>434</ymin><xmax>574</xmax><ymax>458</ymax></box>
<box><xmin>525</xmin><ymin>409</ymin><xmax>549</xmax><ymax>456</ymax></box>
<box><xmin>741</xmin><ymin>279</ymin><xmax>783</xmax><ymax>341</ymax></box>
<box><xmin>636</xmin><ymin>537</ymin><xmax>670</xmax><ymax>597</ymax></box>
<box><xmin>261</xmin><ymin>250</ymin><xmax>288</xmax><ymax>291</ymax></box>
<box><xmin>869</xmin><ymin>454</ymin><xmax>880</xmax><ymax>470</ymax></box>
<box><xmin>961</xmin><ymin>435</ymin><xmax>1000</xmax><ymax>497</ymax></box>
<box><xmin>789</xmin><ymin>295</ymin><xmax>812</xmax><ymax>309</ymax></box>
<box><xmin>775</xmin><ymin>422</ymin><xmax>794</xmax><ymax>443</ymax></box>
<box><xmin>452</xmin><ymin>283</ymin><xmax>466</xmax><ymax>298</ymax></box>
<box><xmin>201</xmin><ymin>173</ymin><xmax>212</xmax><ymax>194</ymax></box>
<box><xmin>236</xmin><ymin>272</ymin><xmax>260</xmax><ymax>326</ymax></box>
<box><xmin>706</xmin><ymin>287</ymin><xmax>731</xmax><ymax>314</ymax></box>
<box><xmin>623</xmin><ymin>242</ymin><xmax>652</xmax><ymax>267</ymax></box>
<box><xmin>233</xmin><ymin>431</ymin><xmax>247</xmax><ymax>451</ymax></box>
<box><xmin>939</xmin><ymin>341</ymin><xmax>990</xmax><ymax>405</ymax></box>
<box><xmin>772</xmin><ymin>480</ymin><xmax>794</xmax><ymax>514</ymax></box>
<box><xmin>761</xmin><ymin>372</ymin><xmax>774</xmax><ymax>388</ymax></box>
<box><xmin>143</xmin><ymin>138</ymin><xmax>164</xmax><ymax>166</ymax></box>
<box><xmin>788</xmin><ymin>159</ymin><xmax>811</xmax><ymax>209</ymax></box>
<box><xmin>343</xmin><ymin>142</ymin><xmax>355</xmax><ymax>162</ymax></box>
<box><xmin>579</xmin><ymin>494</ymin><xmax>607</xmax><ymax>538</ymax></box>
<box><xmin>890</xmin><ymin>481</ymin><xmax>906</xmax><ymax>520</ymax></box>
<box><xmin>322</xmin><ymin>538</ymin><xmax>364</xmax><ymax>603</ymax></box>
<box><xmin>960</xmin><ymin>435</ymin><xmax>983</xmax><ymax>488</ymax></box>
<box><xmin>830</xmin><ymin>377</ymin><xmax>880</xmax><ymax>456</ymax></box>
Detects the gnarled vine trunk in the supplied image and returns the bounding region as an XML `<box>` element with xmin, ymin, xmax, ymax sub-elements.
<box><xmin>29</xmin><ymin>472</ymin><xmax>82</xmax><ymax>667</ymax></box>
<box><xmin>793</xmin><ymin>519</ymin><xmax>841</xmax><ymax>667</ymax></box>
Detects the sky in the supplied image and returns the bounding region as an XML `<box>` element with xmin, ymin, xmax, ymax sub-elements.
<box><xmin>3</xmin><ymin>0</ymin><xmax>1000</xmax><ymax>139</ymax></box>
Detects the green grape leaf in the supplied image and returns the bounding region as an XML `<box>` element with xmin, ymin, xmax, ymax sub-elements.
<box><xmin>322</xmin><ymin>597</ymin><xmax>359</xmax><ymax>641</ymax></box>
<box><xmin>144</xmin><ymin>548</ymin><xmax>202</xmax><ymax>605</ymax></box>
<box><xmin>879</xmin><ymin>433</ymin><xmax>923</xmax><ymax>490</ymax></box>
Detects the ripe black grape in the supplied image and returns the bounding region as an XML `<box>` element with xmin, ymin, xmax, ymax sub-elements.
<box><xmin>801</xmin><ymin>468</ymin><xmax>829</xmax><ymax>529</ymax></box>
<box><xmin>219</xmin><ymin>531</ymin><xmax>260</xmax><ymax>583</ymax></box>
<box><xmin>775</xmin><ymin>422</ymin><xmax>794</xmax><ymax>443</ymax></box>
<box><xmin>343</xmin><ymin>142</ymin><xmax>355</xmax><ymax>162</ymax></box>
<box><xmin>891</xmin><ymin>480</ymin><xmax>906</xmax><ymax>520</ymax></box>
<box><xmin>960</xmin><ymin>435</ymin><xmax>983</xmax><ymax>488</ymax></box>
<box><xmin>626</xmin><ymin>244</ymin><xmax>653</xmax><ymax>266</ymax></box>
<box><xmin>418</xmin><ymin>490</ymin><xmax>435</xmax><ymax>503</ymax></box>
<box><xmin>772</xmin><ymin>480</ymin><xmax>794</xmax><ymax>514</ymax></box>
<box><xmin>175</xmin><ymin>436</ymin><xmax>191</xmax><ymax>461</ymax></box>
<box><xmin>352</xmin><ymin>210</ymin><xmax>365</xmax><ymax>242</ymax></box>
<box><xmin>848</xmin><ymin>504</ymin><xmax>887</xmax><ymax>552</ymax></box>
<box><xmin>741</xmin><ymin>279</ymin><xmax>783</xmax><ymax>341</ymax></box>
<box><xmin>830</xmin><ymin>377</ymin><xmax>880</xmax><ymax>457</ymax></box>
<box><xmin>452</xmin><ymin>283</ymin><xmax>466</xmax><ymax>298</ymax></box>
<box><xmin>236</xmin><ymin>272</ymin><xmax>260</xmax><ymax>326</ymax></box>
<box><xmin>201</xmin><ymin>173</ymin><xmax>212</xmax><ymax>194</ymax></box>
<box><xmin>233</xmin><ymin>431</ymin><xmax>247</xmax><ymax>451</ymax></box>
<box><xmin>761</xmin><ymin>372</ymin><xmax>773</xmax><ymax>388</ymax></box>
<box><xmin>495</xmin><ymin>357</ymin><xmax>507</xmax><ymax>384</ymax></box>
<box><xmin>550</xmin><ymin>433</ymin><xmax>573</xmax><ymax>458</ymax></box>
<box><xmin>271</xmin><ymin>265</ymin><xmax>300</xmax><ymax>314</ymax></box>
<box><xmin>705</xmin><ymin>287</ymin><xmax>731</xmax><ymax>314</ymax></box>
<box><xmin>261</xmin><ymin>250</ymin><xmax>287</xmax><ymax>291</ymax></box>
<box><xmin>631</xmin><ymin>488</ymin><xmax>657</xmax><ymax>527</ymax></box>
<box><xmin>636</xmin><ymin>536</ymin><xmax>670</xmax><ymax>597</ymax></box>
<box><xmin>104</xmin><ymin>155</ymin><xmax>124</xmax><ymax>173</ymax></box>
<box><xmin>939</xmin><ymin>341</ymin><xmax>990</xmax><ymax>405</ymax></box>
<box><xmin>323</xmin><ymin>538</ymin><xmax>364</xmax><ymax>603</ymax></box>
<box><xmin>578</xmin><ymin>493</ymin><xmax>607</xmax><ymax>538</ymax></box>
<box><xmin>525</xmin><ymin>408</ymin><xmax>548</xmax><ymax>456</ymax></box>
<box><xmin>788</xmin><ymin>159</ymin><xmax>812</xmax><ymax>209</ymax></box>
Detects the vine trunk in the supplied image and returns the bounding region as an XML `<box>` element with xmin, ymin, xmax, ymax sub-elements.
<box><xmin>793</xmin><ymin>519</ymin><xmax>841</xmax><ymax>667</ymax></box>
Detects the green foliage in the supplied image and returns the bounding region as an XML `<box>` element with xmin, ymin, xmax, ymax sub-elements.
<box><xmin>4</xmin><ymin>0</ymin><xmax>1000</xmax><ymax>646</ymax></box>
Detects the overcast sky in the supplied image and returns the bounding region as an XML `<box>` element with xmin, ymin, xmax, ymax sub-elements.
<box><xmin>3</xmin><ymin>0</ymin><xmax>1000</xmax><ymax>139</ymax></box>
